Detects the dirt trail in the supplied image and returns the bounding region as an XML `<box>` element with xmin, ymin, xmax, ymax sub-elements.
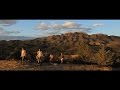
<box><xmin>0</xmin><ymin>60</ymin><xmax>112</xmax><ymax>71</ymax></box>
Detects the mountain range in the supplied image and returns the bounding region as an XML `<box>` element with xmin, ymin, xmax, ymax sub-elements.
<box><xmin>0</xmin><ymin>36</ymin><xmax>35</xmax><ymax>40</ymax></box>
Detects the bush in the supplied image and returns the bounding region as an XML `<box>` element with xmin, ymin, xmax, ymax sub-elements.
<box><xmin>94</xmin><ymin>46</ymin><xmax>114</xmax><ymax>66</ymax></box>
<box><xmin>77</xmin><ymin>42</ymin><xmax>94</xmax><ymax>63</ymax></box>
<box><xmin>77</xmin><ymin>43</ymin><xmax>114</xmax><ymax>66</ymax></box>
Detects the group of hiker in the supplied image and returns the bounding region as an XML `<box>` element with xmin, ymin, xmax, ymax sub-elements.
<box><xmin>20</xmin><ymin>47</ymin><xmax>64</xmax><ymax>65</ymax></box>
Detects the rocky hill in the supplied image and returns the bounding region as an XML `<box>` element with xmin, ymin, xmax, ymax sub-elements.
<box><xmin>0</xmin><ymin>32</ymin><xmax>120</xmax><ymax>66</ymax></box>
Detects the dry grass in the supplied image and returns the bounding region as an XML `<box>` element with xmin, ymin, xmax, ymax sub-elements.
<box><xmin>0</xmin><ymin>60</ymin><xmax>20</xmax><ymax>69</ymax></box>
<box><xmin>62</xmin><ymin>64</ymin><xmax>112</xmax><ymax>71</ymax></box>
<box><xmin>0</xmin><ymin>60</ymin><xmax>112</xmax><ymax>71</ymax></box>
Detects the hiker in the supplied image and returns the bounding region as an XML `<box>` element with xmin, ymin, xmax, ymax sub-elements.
<box><xmin>36</xmin><ymin>49</ymin><xmax>43</xmax><ymax>65</ymax></box>
<box><xmin>21</xmin><ymin>47</ymin><xmax>26</xmax><ymax>63</ymax></box>
<box><xmin>60</xmin><ymin>53</ymin><xmax>64</xmax><ymax>63</ymax></box>
<box><xmin>49</xmin><ymin>54</ymin><xmax>54</xmax><ymax>64</ymax></box>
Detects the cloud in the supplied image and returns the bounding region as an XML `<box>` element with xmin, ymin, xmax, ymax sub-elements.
<box><xmin>35</xmin><ymin>21</ymin><xmax>82</xmax><ymax>30</ymax></box>
<box><xmin>79</xmin><ymin>26</ymin><xmax>93</xmax><ymax>32</ymax></box>
<box><xmin>0</xmin><ymin>28</ymin><xmax>5</xmax><ymax>34</ymax></box>
<box><xmin>63</xmin><ymin>21</ymin><xmax>81</xmax><ymax>29</ymax></box>
<box><xmin>92</xmin><ymin>24</ymin><xmax>104</xmax><ymax>27</ymax></box>
<box><xmin>35</xmin><ymin>21</ymin><xmax>104</xmax><ymax>36</ymax></box>
<box><xmin>0</xmin><ymin>20</ymin><xmax>17</xmax><ymax>26</ymax></box>
<box><xmin>50</xmin><ymin>24</ymin><xmax>64</xmax><ymax>30</ymax></box>
<box><xmin>35</xmin><ymin>22</ymin><xmax>49</xmax><ymax>30</ymax></box>
<box><xmin>0</xmin><ymin>27</ymin><xmax>20</xmax><ymax>35</ymax></box>
<box><xmin>6</xmin><ymin>30</ymin><xmax>20</xmax><ymax>34</ymax></box>
<box><xmin>0</xmin><ymin>20</ymin><xmax>21</xmax><ymax>36</ymax></box>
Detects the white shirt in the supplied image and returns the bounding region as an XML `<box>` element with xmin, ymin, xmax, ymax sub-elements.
<box><xmin>21</xmin><ymin>50</ymin><xmax>26</xmax><ymax>57</ymax></box>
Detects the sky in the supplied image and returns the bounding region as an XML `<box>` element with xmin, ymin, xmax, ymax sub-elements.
<box><xmin>0</xmin><ymin>20</ymin><xmax>120</xmax><ymax>37</ymax></box>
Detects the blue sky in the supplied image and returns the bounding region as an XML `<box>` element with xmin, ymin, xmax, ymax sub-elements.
<box><xmin>0</xmin><ymin>20</ymin><xmax>120</xmax><ymax>37</ymax></box>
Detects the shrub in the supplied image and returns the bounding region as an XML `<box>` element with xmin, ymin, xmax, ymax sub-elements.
<box><xmin>77</xmin><ymin>42</ymin><xmax>94</xmax><ymax>63</ymax></box>
<box><xmin>94</xmin><ymin>46</ymin><xmax>114</xmax><ymax>66</ymax></box>
<box><xmin>77</xmin><ymin>43</ymin><xmax>114</xmax><ymax>66</ymax></box>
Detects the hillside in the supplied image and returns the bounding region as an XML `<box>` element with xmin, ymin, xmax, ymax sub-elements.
<box><xmin>0</xmin><ymin>32</ymin><xmax>120</xmax><ymax>66</ymax></box>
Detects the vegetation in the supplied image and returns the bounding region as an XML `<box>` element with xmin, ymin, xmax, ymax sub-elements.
<box><xmin>77</xmin><ymin>42</ymin><xmax>94</xmax><ymax>63</ymax></box>
<box><xmin>0</xmin><ymin>32</ymin><xmax>120</xmax><ymax>67</ymax></box>
<box><xmin>77</xmin><ymin>42</ymin><xmax>114</xmax><ymax>66</ymax></box>
<box><xmin>94</xmin><ymin>46</ymin><xmax>114</xmax><ymax>66</ymax></box>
